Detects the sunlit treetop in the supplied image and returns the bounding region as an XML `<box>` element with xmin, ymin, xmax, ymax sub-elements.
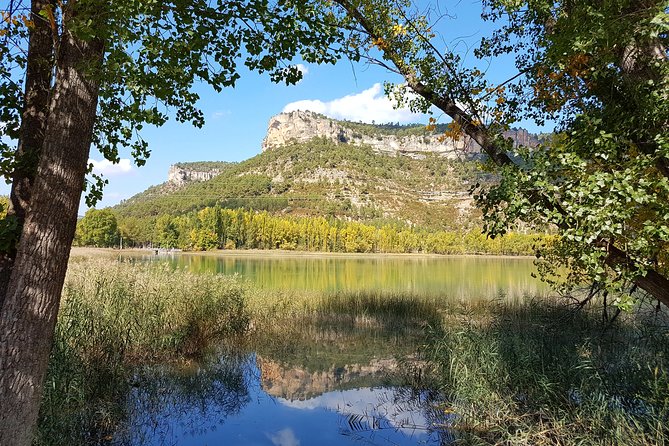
<box><xmin>0</xmin><ymin>0</ymin><xmax>357</xmax><ymax>202</ymax></box>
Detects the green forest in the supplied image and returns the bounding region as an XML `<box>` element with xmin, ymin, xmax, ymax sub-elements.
<box><xmin>78</xmin><ymin>205</ymin><xmax>551</xmax><ymax>256</ymax></box>
<box><xmin>113</xmin><ymin>138</ymin><xmax>487</xmax><ymax>231</ymax></box>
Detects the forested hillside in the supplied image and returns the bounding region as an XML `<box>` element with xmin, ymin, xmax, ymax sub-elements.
<box><xmin>114</xmin><ymin>137</ymin><xmax>488</xmax><ymax>231</ymax></box>
<box><xmin>106</xmin><ymin>114</ymin><xmax>551</xmax><ymax>253</ymax></box>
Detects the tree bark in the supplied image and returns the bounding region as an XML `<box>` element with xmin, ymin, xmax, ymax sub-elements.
<box><xmin>0</xmin><ymin>22</ymin><xmax>103</xmax><ymax>446</ymax></box>
<box><xmin>0</xmin><ymin>0</ymin><xmax>55</xmax><ymax>311</ymax></box>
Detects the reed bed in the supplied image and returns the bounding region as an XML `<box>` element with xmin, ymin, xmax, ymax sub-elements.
<box><xmin>37</xmin><ymin>259</ymin><xmax>249</xmax><ymax>445</ymax></box>
<box><xmin>246</xmin><ymin>288</ymin><xmax>445</xmax><ymax>331</ymax></box>
<box><xmin>422</xmin><ymin>299</ymin><xmax>669</xmax><ymax>445</ymax></box>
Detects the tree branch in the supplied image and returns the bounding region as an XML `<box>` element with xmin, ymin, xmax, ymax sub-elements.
<box><xmin>332</xmin><ymin>0</ymin><xmax>669</xmax><ymax>307</ymax></box>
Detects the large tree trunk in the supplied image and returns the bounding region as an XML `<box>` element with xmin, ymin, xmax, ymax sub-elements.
<box><xmin>0</xmin><ymin>22</ymin><xmax>104</xmax><ymax>446</ymax></box>
<box><xmin>0</xmin><ymin>0</ymin><xmax>55</xmax><ymax>310</ymax></box>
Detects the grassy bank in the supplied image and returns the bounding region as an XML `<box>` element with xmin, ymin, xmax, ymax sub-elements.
<box><xmin>37</xmin><ymin>259</ymin><xmax>249</xmax><ymax>445</ymax></box>
<box><xmin>422</xmin><ymin>299</ymin><xmax>669</xmax><ymax>445</ymax></box>
<box><xmin>37</xmin><ymin>257</ymin><xmax>669</xmax><ymax>445</ymax></box>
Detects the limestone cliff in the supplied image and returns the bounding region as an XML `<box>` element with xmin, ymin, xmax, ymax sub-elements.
<box><xmin>167</xmin><ymin>161</ymin><xmax>233</xmax><ymax>187</ymax></box>
<box><xmin>261</xmin><ymin>110</ymin><xmax>479</xmax><ymax>159</ymax></box>
<box><xmin>261</xmin><ymin>110</ymin><xmax>539</xmax><ymax>158</ymax></box>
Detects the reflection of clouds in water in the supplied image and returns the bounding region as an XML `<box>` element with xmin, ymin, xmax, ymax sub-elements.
<box><xmin>268</xmin><ymin>428</ymin><xmax>300</xmax><ymax>446</ymax></box>
<box><xmin>278</xmin><ymin>388</ymin><xmax>430</xmax><ymax>436</ymax></box>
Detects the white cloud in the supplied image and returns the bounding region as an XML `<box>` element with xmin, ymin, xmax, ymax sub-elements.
<box><xmin>278</xmin><ymin>388</ymin><xmax>431</xmax><ymax>436</ymax></box>
<box><xmin>89</xmin><ymin>158</ymin><xmax>133</xmax><ymax>176</ymax></box>
<box><xmin>267</xmin><ymin>428</ymin><xmax>300</xmax><ymax>446</ymax></box>
<box><xmin>295</xmin><ymin>64</ymin><xmax>309</xmax><ymax>76</ymax></box>
<box><xmin>282</xmin><ymin>83</ymin><xmax>424</xmax><ymax>124</ymax></box>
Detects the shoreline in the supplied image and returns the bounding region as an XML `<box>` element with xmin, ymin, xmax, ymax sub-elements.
<box><xmin>70</xmin><ymin>246</ymin><xmax>537</xmax><ymax>260</ymax></box>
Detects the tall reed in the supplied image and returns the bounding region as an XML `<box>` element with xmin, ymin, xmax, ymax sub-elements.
<box><xmin>36</xmin><ymin>259</ymin><xmax>249</xmax><ymax>445</ymax></box>
<box><xmin>421</xmin><ymin>298</ymin><xmax>669</xmax><ymax>445</ymax></box>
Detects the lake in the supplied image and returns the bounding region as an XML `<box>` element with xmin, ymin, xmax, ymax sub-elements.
<box><xmin>133</xmin><ymin>251</ymin><xmax>547</xmax><ymax>300</ymax></box>
<box><xmin>109</xmin><ymin>251</ymin><xmax>547</xmax><ymax>445</ymax></box>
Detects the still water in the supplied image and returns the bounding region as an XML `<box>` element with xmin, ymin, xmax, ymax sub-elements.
<box><xmin>115</xmin><ymin>352</ymin><xmax>449</xmax><ymax>446</ymax></box>
<box><xmin>142</xmin><ymin>252</ymin><xmax>547</xmax><ymax>300</ymax></box>
<box><xmin>113</xmin><ymin>252</ymin><xmax>546</xmax><ymax>445</ymax></box>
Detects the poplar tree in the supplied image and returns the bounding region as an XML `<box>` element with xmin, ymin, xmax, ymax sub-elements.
<box><xmin>0</xmin><ymin>1</ymin><xmax>348</xmax><ymax>443</ymax></box>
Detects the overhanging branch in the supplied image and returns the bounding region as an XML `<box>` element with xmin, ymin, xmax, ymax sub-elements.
<box><xmin>332</xmin><ymin>0</ymin><xmax>669</xmax><ymax>307</ymax></box>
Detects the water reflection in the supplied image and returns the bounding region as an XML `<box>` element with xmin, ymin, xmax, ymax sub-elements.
<box><xmin>257</xmin><ymin>355</ymin><xmax>398</xmax><ymax>401</ymax></box>
<box><xmin>128</xmin><ymin>252</ymin><xmax>547</xmax><ymax>300</ymax></box>
<box><xmin>113</xmin><ymin>354</ymin><xmax>251</xmax><ymax>445</ymax></box>
<box><xmin>114</xmin><ymin>352</ymin><xmax>450</xmax><ymax>446</ymax></box>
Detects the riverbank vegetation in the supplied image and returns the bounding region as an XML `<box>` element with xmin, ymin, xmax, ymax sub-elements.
<box><xmin>39</xmin><ymin>257</ymin><xmax>669</xmax><ymax>445</ymax></box>
<box><xmin>37</xmin><ymin>260</ymin><xmax>248</xmax><ymax>445</ymax></box>
<box><xmin>78</xmin><ymin>205</ymin><xmax>553</xmax><ymax>256</ymax></box>
<box><xmin>161</xmin><ymin>207</ymin><xmax>551</xmax><ymax>255</ymax></box>
<box><xmin>421</xmin><ymin>299</ymin><xmax>669</xmax><ymax>445</ymax></box>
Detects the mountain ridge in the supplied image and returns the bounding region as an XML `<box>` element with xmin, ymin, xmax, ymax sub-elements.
<box><xmin>261</xmin><ymin>110</ymin><xmax>540</xmax><ymax>158</ymax></box>
<box><xmin>115</xmin><ymin>112</ymin><xmax>541</xmax><ymax>231</ymax></box>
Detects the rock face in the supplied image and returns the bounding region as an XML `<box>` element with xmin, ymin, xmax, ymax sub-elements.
<box><xmin>167</xmin><ymin>164</ymin><xmax>228</xmax><ymax>187</ymax></box>
<box><xmin>504</xmin><ymin>127</ymin><xmax>540</xmax><ymax>148</ymax></box>
<box><xmin>257</xmin><ymin>355</ymin><xmax>399</xmax><ymax>401</ymax></box>
<box><xmin>261</xmin><ymin>110</ymin><xmax>540</xmax><ymax>158</ymax></box>
<box><xmin>261</xmin><ymin>110</ymin><xmax>479</xmax><ymax>159</ymax></box>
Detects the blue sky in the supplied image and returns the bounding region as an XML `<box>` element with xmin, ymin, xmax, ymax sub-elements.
<box><xmin>1</xmin><ymin>0</ymin><xmax>538</xmax><ymax>213</ymax></box>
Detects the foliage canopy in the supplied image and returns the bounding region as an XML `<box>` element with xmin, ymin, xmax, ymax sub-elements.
<box><xmin>75</xmin><ymin>209</ymin><xmax>120</xmax><ymax>248</ymax></box>
<box><xmin>0</xmin><ymin>0</ymin><xmax>353</xmax><ymax>204</ymax></box>
<box><xmin>331</xmin><ymin>0</ymin><xmax>669</xmax><ymax>305</ymax></box>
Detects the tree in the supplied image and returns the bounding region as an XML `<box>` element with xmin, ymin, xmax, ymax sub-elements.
<box><xmin>191</xmin><ymin>207</ymin><xmax>220</xmax><ymax>250</ymax></box>
<box><xmin>75</xmin><ymin>208</ymin><xmax>119</xmax><ymax>247</ymax></box>
<box><xmin>0</xmin><ymin>1</ymin><xmax>350</xmax><ymax>443</ymax></box>
<box><xmin>117</xmin><ymin>215</ymin><xmax>146</xmax><ymax>248</ymax></box>
<box><xmin>154</xmin><ymin>214</ymin><xmax>179</xmax><ymax>249</ymax></box>
<box><xmin>331</xmin><ymin>0</ymin><xmax>669</xmax><ymax>306</ymax></box>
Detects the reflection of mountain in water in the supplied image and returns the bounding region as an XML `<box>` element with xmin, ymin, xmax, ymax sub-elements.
<box><xmin>114</xmin><ymin>354</ymin><xmax>251</xmax><ymax>444</ymax></box>
<box><xmin>113</xmin><ymin>352</ymin><xmax>451</xmax><ymax>445</ymax></box>
<box><xmin>257</xmin><ymin>355</ymin><xmax>402</xmax><ymax>401</ymax></box>
<box><xmin>257</xmin><ymin>354</ymin><xmax>453</xmax><ymax>445</ymax></box>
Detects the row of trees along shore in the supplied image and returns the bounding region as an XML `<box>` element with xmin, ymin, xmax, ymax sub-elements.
<box><xmin>76</xmin><ymin>207</ymin><xmax>552</xmax><ymax>256</ymax></box>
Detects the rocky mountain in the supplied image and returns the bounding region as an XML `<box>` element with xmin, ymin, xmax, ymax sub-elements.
<box><xmin>262</xmin><ymin>110</ymin><xmax>480</xmax><ymax>158</ymax></box>
<box><xmin>115</xmin><ymin>112</ymin><xmax>540</xmax><ymax>230</ymax></box>
<box><xmin>115</xmin><ymin>138</ymin><xmax>483</xmax><ymax>230</ymax></box>
<box><xmin>262</xmin><ymin>110</ymin><xmax>540</xmax><ymax>158</ymax></box>
<box><xmin>167</xmin><ymin>161</ymin><xmax>234</xmax><ymax>187</ymax></box>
